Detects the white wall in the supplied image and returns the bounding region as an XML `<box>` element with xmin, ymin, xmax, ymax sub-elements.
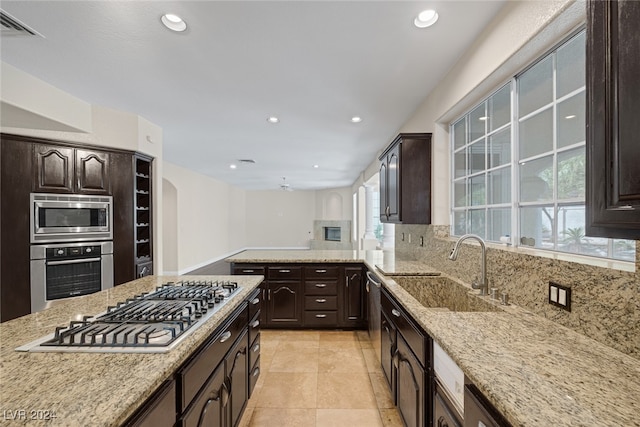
<box><xmin>245</xmin><ymin>190</ymin><xmax>316</xmax><ymax>248</ymax></box>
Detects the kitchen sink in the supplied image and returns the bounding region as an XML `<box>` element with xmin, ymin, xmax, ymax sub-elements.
<box><xmin>393</xmin><ymin>276</ymin><xmax>501</xmax><ymax>312</ymax></box>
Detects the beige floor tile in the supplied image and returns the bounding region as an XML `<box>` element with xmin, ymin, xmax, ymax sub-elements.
<box><xmin>277</xmin><ymin>339</ymin><xmax>321</xmax><ymax>351</ymax></box>
<box><xmin>318</xmin><ymin>338</ymin><xmax>361</xmax><ymax>350</ymax></box>
<box><xmin>256</xmin><ymin>372</ymin><xmax>318</xmax><ymax>408</ymax></box>
<box><xmin>317</xmin><ymin>373</ymin><xmax>377</xmax><ymax>409</ymax></box>
<box><xmin>379</xmin><ymin>408</ymin><xmax>404</xmax><ymax>427</ymax></box>
<box><xmin>249</xmin><ymin>408</ymin><xmax>316</xmax><ymax>427</ymax></box>
<box><xmin>362</xmin><ymin>347</ymin><xmax>383</xmax><ymax>373</ymax></box>
<box><xmin>268</xmin><ymin>347</ymin><xmax>319</xmax><ymax>373</ymax></box>
<box><xmin>238</xmin><ymin>406</ymin><xmax>254</xmax><ymax>427</ymax></box>
<box><xmin>355</xmin><ymin>330</ymin><xmax>370</xmax><ymax>341</ymax></box>
<box><xmin>316</xmin><ymin>409</ymin><xmax>384</xmax><ymax>427</ymax></box>
<box><xmin>318</xmin><ymin>330</ymin><xmax>358</xmax><ymax>342</ymax></box>
<box><xmin>266</xmin><ymin>330</ymin><xmax>321</xmax><ymax>341</ymax></box>
<box><xmin>369</xmin><ymin>372</ymin><xmax>395</xmax><ymax>409</ymax></box>
<box><xmin>318</xmin><ymin>347</ymin><xmax>367</xmax><ymax>373</ymax></box>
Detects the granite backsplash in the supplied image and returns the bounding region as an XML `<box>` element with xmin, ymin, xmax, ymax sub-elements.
<box><xmin>395</xmin><ymin>224</ymin><xmax>640</xmax><ymax>360</ymax></box>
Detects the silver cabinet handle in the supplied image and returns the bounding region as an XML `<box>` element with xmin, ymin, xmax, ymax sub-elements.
<box><xmin>391</xmin><ymin>309</ymin><xmax>401</xmax><ymax>318</ymax></box>
<box><xmin>243</xmin><ymin>269</ymin><xmax>254</xmax><ymax>273</ymax></box>
<box><xmin>316</xmin><ymin>269</ymin><xmax>327</xmax><ymax>273</ymax></box>
<box><xmin>315</xmin><ymin>284</ymin><xmax>327</xmax><ymax>288</ymax></box>
<box><xmin>219</xmin><ymin>331</ymin><xmax>232</xmax><ymax>343</ymax></box>
<box><xmin>251</xmin><ymin>320</ymin><xmax>260</xmax><ymax>328</ymax></box>
<box><xmin>346</xmin><ymin>275</ymin><xmax>349</xmax><ymax>288</ymax></box>
<box><xmin>315</xmin><ymin>298</ymin><xmax>327</xmax><ymax>303</ymax></box>
<box><xmin>315</xmin><ymin>314</ymin><xmax>327</xmax><ymax>318</ymax></box>
<box><xmin>279</xmin><ymin>269</ymin><xmax>291</xmax><ymax>273</ymax></box>
<box><xmin>252</xmin><ymin>344</ymin><xmax>260</xmax><ymax>353</ymax></box>
<box><xmin>251</xmin><ymin>298</ymin><xmax>260</xmax><ymax>305</ymax></box>
<box><xmin>253</xmin><ymin>367</ymin><xmax>260</xmax><ymax>377</ymax></box>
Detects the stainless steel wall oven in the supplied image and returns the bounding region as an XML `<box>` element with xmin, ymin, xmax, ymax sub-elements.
<box><xmin>30</xmin><ymin>241</ymin><xmax>113</xmax><ymax>313</ymax></box>
<box><xmin>30</xmin><ymin>193</ymin><xmax>113</xmax><ymax>243</ymax></box>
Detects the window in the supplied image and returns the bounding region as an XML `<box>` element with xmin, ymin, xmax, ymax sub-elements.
<box><xmin>451</xmin><ymin>30</ymin><xmax>635</xmax><ymax>262</ymax></box>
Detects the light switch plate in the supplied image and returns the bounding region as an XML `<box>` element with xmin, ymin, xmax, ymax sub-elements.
<box><xmin>549</xmin><ymin>281</ymin><xmax>571</xmax><ymax>312</ymax></box>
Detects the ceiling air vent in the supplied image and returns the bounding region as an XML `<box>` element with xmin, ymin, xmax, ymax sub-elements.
<box><xmin>1</xmin><ymin>10</ymin><xmax>41</xmax><ymax>37</ymax></box>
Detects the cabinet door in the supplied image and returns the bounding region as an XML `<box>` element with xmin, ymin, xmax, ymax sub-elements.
<box><xmin>76</xmin><ymin>149</ymin><xmax>110</xmax><ymax>194</ymax></box>
<box><xmin>33</xmin><ymin>144</ymin><xmax>74</xmax><ymax>193</ymax></box>
<box><xmin>387</xmin><ymin>145</ymin><xmax>401</xmax><ymax>222</ymax></box>
<box><xmin>226</xmin><ymin>330</ymin><xmax>249</xmax><ymax>427</ymax></box>
<box><xmin>379</xmin><ymin>160</ymin><xmax>388</xmax><ymax>221</ymax></box>
<box><xmin>341</xmin><ymin>267</ymin><xmax>365</xmax><ymax>327</ymax></box>
<box><xmin>266</xmin><ymin>281</ymin><xmax>302</xmax><ymax>326</ymax></box>
<box><xmin>381</xmin><ymin>311</ymin><xmax>396</xmax><ymax>393</ymax></box>
<box><xmin>586</xmin><ymin>0</ymin><xmax>640</xmax><ymax>238</ymax></box>
<box><xmin>395</xmin><ymin>336</ymin><xmax>425</xmax><ymax>427</ymax></box>
<box><xmin>181</xmin><ymin>364</ymin><xmax>226</xmax><ymax>427</ymax></box>
<box><xmin>124</xmin><ymin>380</ymin><xmax>176</xmax><ymax>427</ymax></box>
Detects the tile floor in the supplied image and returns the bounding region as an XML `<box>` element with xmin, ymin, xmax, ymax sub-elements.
<box><xmin>239</xmin><ymin>329</ymin><xmax>404</xmax><ymax>427</ymax></box>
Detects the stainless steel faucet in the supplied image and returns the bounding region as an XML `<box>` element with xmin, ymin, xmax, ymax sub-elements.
<box><xmin>448</xmin><ymin>234</ymin><xmax>488</xmax><ymax>295</ymax></box>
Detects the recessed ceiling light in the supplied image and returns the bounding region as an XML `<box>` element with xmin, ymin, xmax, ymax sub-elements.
<box><xmin>313</xmin><ymin>164</ymin><xmax>319</xmax><ymax>169</ymax></box>
<box><xmin>414</xmin><ymin>9</ymin><xmax>439</xmax><ymax>28</ymax></box>
<box><xmin>565</xmin><ymin>115</ymin><xmax>576</xmax><ymax>119</ymax></box>
<box><xmin>267</xmin><ymin>116</ymin><xmax>279</xmax><ymax>124</ymax></box>
<box><xmin>229</xmin><ymin>164</ymin><xmax>237</xmax><ymax>169</ymax></box>
<box><xmin>350</xmin><ymin>116</ymin><xmax>363</xmax><ymax>123</ymax></box>
<box><xmin>161</xmin><ymin>13</ymin><xmax>187</xmax><ymax>32</ymax></box>
<box><xmin>478</xmin><ymin>116</ymin><xmax>487</xmax><ymax>121</ymax></box>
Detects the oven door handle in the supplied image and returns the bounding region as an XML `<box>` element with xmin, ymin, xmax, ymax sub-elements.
<box><xmin>46</xmin><ymin>257</ymin><xmax>101</xmax><ymax>266</ymax></box>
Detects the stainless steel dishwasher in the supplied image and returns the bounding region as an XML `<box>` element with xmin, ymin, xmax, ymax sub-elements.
<box><xmin>366</xmin><ymin>270</ymin><xmax>382</xmax><ymax>362</ymax></box>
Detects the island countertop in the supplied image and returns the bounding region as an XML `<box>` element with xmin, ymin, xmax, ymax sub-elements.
<box><xmin>0</xmin><ymin>275</ymin><xmax>263</xmax><ymax>427</ymax></box>
<box><xmin>226</xmin><ymin>249</ymin><xmax>640</xmax><ymax>426</ymax></box>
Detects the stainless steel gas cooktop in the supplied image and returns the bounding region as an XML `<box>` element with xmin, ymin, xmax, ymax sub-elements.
<box><xmin>16</xmin><ymin>280</ymin><xmax>239</xmax><ymax>353</ymax></box>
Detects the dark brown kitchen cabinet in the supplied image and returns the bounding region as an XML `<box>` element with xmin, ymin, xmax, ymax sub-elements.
<box><xmin>379</xmin><ymin>133</ymin><xmax>432</xmax><ymax>224</ymax></box>
<box><xmin>341</xmin><ymin>266</ymin><xmax>366</xmax><ymax>328</ymax></box>
<box><xmin>226</xmin><ymin>329</ymin><xmax>249</xmax><ymax>427</ymax></box>
<box><xmin>1</xmin><ymin>136</ymin><xmax>34</xmax><ymax>322</ymax></box>
<box><xmin>396</xmin><ymin>334</ymin><xmax>426</xmax><ymax>427</ymax></box>
<box><xmin>123</xmin><ymin>379</ymin><xmax>176</xmax><ymax>427</ymax></box>
<box><xmin>266</xmin><ymin>280</ymin><xmax>303</xmax><ymax>326</ymax></box>
<box><xmin>181</xmin><ymin>363</ymin><xmax>225</xmax><ymax>427</ymax></box>
<box><xmin>464</xmin><ymin>379</ymin><xmax>511</xmax><ymax>427</ymax></box>
<box><xmin>586</xmin><ymin>0</ymin><xmax>640</xmax><ymax>238</ymax></box>
<box><xmin>434</xmin><ymin>381</ymin><xmax>462</xmax><ymax>427</ymax></box>
<box><xmin>381</xmin><ymin>310</ymin><xmax>397</xmax><ymax>391</ymax></box>
<box><xmin>33</xmin><ymin>144</ymin><xmax>110</xmax><ymax>194</ymax></box>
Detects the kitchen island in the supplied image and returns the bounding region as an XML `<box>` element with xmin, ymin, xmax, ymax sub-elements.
<box><xmin>0</xmin><ymin>275</ymin><xmax>263</xmax><ymax>427</ymax></box>
<box><xmin>227</xmin><ymin>249</ymin><xmax>640</xmax><ymax>426</ymax></box>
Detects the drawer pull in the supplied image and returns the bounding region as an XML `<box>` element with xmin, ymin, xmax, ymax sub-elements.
<box><xmin>279</xmin><ymin>269</ymin><xmax>291</xmax><ymax>273</ymax></box>
<box><xmin>251</xmin><ymin>320</ymin><xmax>260</xmax><ymax>328</ymax></box>
<box><xmin>315</xmin><ymin>269</ymin><xmax>327</xmax><ymax>273</ymax></box>
<box><xmin>251</xmin><ymin>298</ymin><xmax>260</xmax><ymax>305</ymax></box>
<box><xmin>391</xmin><ymin>309</ymin><xmax>401</xmax><ymax>318</ymax></box>
<box><xmin>243</xmin><ymin>269</ymin><xmax>255</xmax><ymax>273</ymax></box>
<box><xmin>315</xmin><ymin>314</ymin><xmax>327</xmax><ymax>318</ymax></box>
<box><xmin>315</xmin><ymin>284</ymin><xmax>327</xmax><ymax>288</ymax></box>
<box><xmin>253</xmin><ymin>343</ymin><xmax>260</xmax><ymax>353</ymax></box>
<box><xmin>315</xmin><ymin>298</ymin><xmax>327</xmax><ymax>303</ymax></box>
<box><xmin>253</xmin><ymin>367</ymin><xmax>260</xmax><ymax>377</ymax></box>
<box><xmin>219</xmin><ymin>331</ymin><xmax>232</xmax><ymax>343</ymax></box>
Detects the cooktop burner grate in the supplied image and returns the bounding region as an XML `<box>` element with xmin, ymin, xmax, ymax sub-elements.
<box><xmin>21</xmin><ymin>280</ymin><xmax>240</xmax><ymax>351</ymax></box>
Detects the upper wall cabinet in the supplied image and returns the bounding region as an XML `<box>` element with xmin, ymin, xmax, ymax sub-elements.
<box><xmin>33</xmin><ymin>144</ymin><xmax>110</xmax><ymax>195</ymax></box>
<box><xmin>379</xmin><ymin>133</ymin><xmax>432</xmax><ymax>224</ymax></box>
<box><xmin>586</xmin><ymin>0</ymin><xmax>640</xmax><ymax>239</ymax></box>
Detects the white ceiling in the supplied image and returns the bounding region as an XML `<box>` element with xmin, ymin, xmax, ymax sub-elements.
<box><xmin>0</xmin><ymin>1</ymin><xmax>505</xmax><ymax>190</ymax></box>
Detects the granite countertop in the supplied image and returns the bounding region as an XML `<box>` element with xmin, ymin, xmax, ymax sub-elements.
<box><xmin>382</xmin><ymin>276</ymin><xmax>640</xmax><ymax>427</ymax></box>
<box><xmin>0</xmin><ymin>275</ymin><xmax>263</xmax><ymax>427</ymax></box>
<box><xmin>228</xmin><ymin>249</ymin><xmax>640</xmax><ymax>426</ymax></box>
<box><xmin>225</xmin><ymin>249</ymin><xmax>441</xmax><ymax>276</ymax></box>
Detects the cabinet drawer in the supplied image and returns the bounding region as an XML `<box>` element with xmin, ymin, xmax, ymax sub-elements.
<box><xmin>233</xmin><ymin>265</ymin><xmax>265</xmax><ymax>275</ymax></box>
<box><xmin>304</xmin><ymin>280</ymin><xmax>338</xmax><ymax>295</ymax></box>
<box><xmin>124</xmin><ymin>379</ymin><xmax>176</xmax><ymax>427</ymax></box>
<box><xmin>249</xmin><ymin>357</ymin><xmax>261</xmax><ymax>397</ymax></box>
<box><xmin>249</xmin><ymin>332</ymin><xmax>260</xmax><ymax>371</ymax></box>
<box><xmin>248</xmin><ymin>288</ymin><xmax>262</xmax><ymax>320</ymax></box>
<box><xmin>304</xmin><ymin>266</ymin><xmax>339</xmax><ymax>279</ymax></box>
<box><xmin>180</xmin><ymin>363</ymin><xmax>225</xmax><ymax>427</ymax></box>
<box><xmin>304</xmin><ymin>311</ymin><xmax>338</xmax><ymax>326</ymax></box>
<box><xmin>304</xmin><ymin>295</ymin><xmax>338</xmax><ymax>310</ymax></box>
<box><xmin>268</xmin><ymin>266</ymin><xmax>302</xmax><ymax>280</ymax></box>
<box><xmin>178</xmin><ymin>303</ymin><xmax>248</xmax><ymax>411</ymax></box>
<box><xmin>249</xmin><ymin>311</ymin><xmax>261</xmax><ymax>345</ymax></box>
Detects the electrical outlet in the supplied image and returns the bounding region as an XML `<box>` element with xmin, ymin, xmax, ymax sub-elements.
<box><xmin>419</xmin><ymin>236</ymin><xmax>424</xmax><ymax>247</ymax></box>
<box><xmin>401</xmin><ymin>233</ymin><xmax>405</xmax><ymax>241</ymax></box>
<box><xmin>408</xmin><ymin>234</ymin><xmax>411</xmax><ymax>243</ymax></box>
<box><xmin>548</xmin><ymin>282</ymin><xmax>571</xmax><ymax>311</ymax></box>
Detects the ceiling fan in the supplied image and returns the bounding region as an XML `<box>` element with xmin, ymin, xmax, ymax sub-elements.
<box><xmin>280</xmin><ymin>177</ymin><xmax>294</xmax><ymax>191</ymax></box>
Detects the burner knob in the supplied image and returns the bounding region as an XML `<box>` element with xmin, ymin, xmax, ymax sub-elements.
<box><xmin>57</xmin><ymin>249</ymin><xmax>64</xmax><ymax>255</ymax></box>
<box><xmin>86</xmin><ymin>247</ymin><xmax>92</xmax><ymax>253</ymax></box>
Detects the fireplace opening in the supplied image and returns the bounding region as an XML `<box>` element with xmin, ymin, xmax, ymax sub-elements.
<box><xmin>324</xmin><ymin>227</ymin><xmax>341</xmax><ymax>242</ymax></box>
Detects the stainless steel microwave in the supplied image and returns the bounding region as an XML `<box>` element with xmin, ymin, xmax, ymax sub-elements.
<box><xmin>30</xmin><ymin>193</ymin><xmax>113</xmax><ymax>243</ymax></box>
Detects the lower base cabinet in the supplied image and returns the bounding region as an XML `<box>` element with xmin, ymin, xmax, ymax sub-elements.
<box><xmin>124</xmin><ymin>288</ymin><xmax>261</xmax><ymax>427</ymax></box>
<box><xmin>395</xmin><ymin>335</ymin><xmax>426</xmax><ymax>427</ymax></box>
<box><xmin>434</xmin><ymin>381</ymin><xmax>462</xmax><ymax>427</ymax></box>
